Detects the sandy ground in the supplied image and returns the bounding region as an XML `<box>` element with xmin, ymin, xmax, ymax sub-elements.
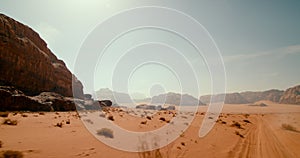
<box><xmin>0</xmin><ymin>102</ymin><xmax>300</xmax><ymax>158</ymax></box>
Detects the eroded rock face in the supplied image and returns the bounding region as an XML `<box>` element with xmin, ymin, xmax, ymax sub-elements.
<box><xmin>0</xmin><ymin>13</ymin><xmax>83</xmax><ymax>98</ymax></box>
<box><xmin>280</xmin><ymin>85</ymin><xmax>300</xmax><ymax>105</ymax></box>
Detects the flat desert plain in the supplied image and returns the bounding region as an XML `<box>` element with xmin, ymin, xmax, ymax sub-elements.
<box><xmin>1</xmin><ymin>101</ymin><xmax>300</xmax><ymax>158</ymax></box>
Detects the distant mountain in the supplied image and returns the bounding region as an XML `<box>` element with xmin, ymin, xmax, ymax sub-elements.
<box><xmin>279</xmin><ymin>85</ymin><xmax>300</xmax><ymax>105</ymax></box>
<box><xmin>200</xmin><ymin>93</ymin><xmax>250</xmax><ymax>104</ymax></box>
<box><xmin>200</xmin><ymin>89</ymin><xmax>284</xmax><ymax>104</ymax></box>
<box><xmin>151</xmin><ymin>92</ymin><xmax>205</xmax><ymax>106</ymax></box>
<box><xmin>240</xmin><ymin>89</ymin><xmax>284</xmax><ymax>103</ymax></box>
<box><xmin>95</xmin><ymin>88</ymin><xmax>132</xmax><ymax>104</ymax></box>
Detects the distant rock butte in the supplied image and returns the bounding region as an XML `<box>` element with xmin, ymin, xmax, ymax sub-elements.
<box><xmin>240</xmin><ymin>89</ymin><xmax>284</xmax><ymax>103</ymax></box>
<box><xmin>280</xmin><ymin>85</ymin><xmax>300</xmax><ymax>105</ymax></box>
<box><xmin>200</xmin><ymin>89</ymin><xmax>288</xmax><ymax>105</ymax></box>
<box><xmin>200</xmin><ymin>93</ymin><xmax>250</xmax><ymax>104</ymax></box>
<box><xmin>152</xmin><ymin>92</ymin><xmax>205</xmax><ymax>106</ymax></box>
<box><xmin>0</xmin><ymin>13</ymin><xmax>83</xmax><ymax>98</ymax></box>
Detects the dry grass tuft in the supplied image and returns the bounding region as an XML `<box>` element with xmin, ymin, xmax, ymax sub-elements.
<box><xmin>97</xmin><ymin>128</ymin><xmax>114</xmax><ymax>138</ymax></box>
<box><xmin>231</xmin><ymin>121</ymin><xmax>243</xmax><ymax>129</ymax></box>
<box><xmin>0</xmin><ymin>150</ymin><xmax>23</xmax><ymax>158</ymax></box>
<box><xmin>2</xmin><ymin>119</ymin><xmax>18</xmax><ymax>126</ymax></box>
<box><xmin>282</xmin><ymin>123</ymin><xmax>299</xmax><ymax>132</ymax></box>
<box><xmin>235</xmin><ymin>131</ymin><xmax>244</xmax><ymax>138</ymax></box>
<box><xmin>0</xmin><ymin>112</ymin><xmax>9</xmax><ymax>118</ymax></box>
<box><xmin>107</xmin><ymin>115</ymin><xmax>114</xmax><ymax>121</ymax></box>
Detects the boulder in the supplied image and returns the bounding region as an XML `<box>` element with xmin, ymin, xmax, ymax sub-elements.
<box><xmin>0</xmin><ymin>86</ymin><xmax>84</xmax><ymax>111</ymax></box>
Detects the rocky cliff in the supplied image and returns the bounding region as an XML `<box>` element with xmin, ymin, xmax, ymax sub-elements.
<box><xmin>0</xmin><ymin>13</ymin><xmax>83</xmax><ymax>98</ymax></box>
<box><xmin>280</xmin><ymin>85</ymin><xmax>300</xmax><ymax>105</ymax></box>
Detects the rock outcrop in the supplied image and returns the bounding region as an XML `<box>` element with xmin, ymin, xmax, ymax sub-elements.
<box><xmin>0</xmin><ymin>13</ymin><xmax>83</xmax><ymax>98</ymax></box>
<box><xmin>279</xmin><ymin>85</ymin><xmax>300</xmax><ymax>105</ymax></box>
<box><xmin>0</xmin><ymin>86</ymin><xmax>82</xmax><ymax>111</ymax></box>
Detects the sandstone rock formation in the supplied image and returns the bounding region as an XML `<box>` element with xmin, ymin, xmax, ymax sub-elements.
<box><xmin>0</xmin><ymin>86</ymin><xmax>82</xmax><ymax>111</ymax></box>
<box><xmin>280</xmin><ymin>85</ymin><xmax>300</xmax><ymax>105</ymax></box>
<box><xmin>0</xmin><ymin>13</ymin><xmax>83</xmax><ymax>98</ymax></box>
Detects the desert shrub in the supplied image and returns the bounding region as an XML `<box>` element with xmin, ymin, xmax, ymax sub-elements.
<box><xmin>243</xmin><ymin>120</ymin><xmax>251</xmax><ymax>123</ymax></box>
<box><xmin>159</xmin><ymin>117</ymin><xmax>166</xmax><ymax>121</ymax></box>
<box><xmin>55</xmin><ymin>122</ymin><xmax>63</xmax><ymax>128</ymax></box>
<box><xmin>66</xmin><ymin>119</ymin><xmax>70</xmax><ymax>124</ymax></box>
<box><xmin>2</xmin><ymin>119</ymin><xmax>18</xmax><ymax>126</ymax></box>
<box><xmin>97</xmin><ymin>128</ymin><xmax>114</xmax><ymax>138</ymax></box>
<box><xmin>21</xmin><ymin>114</ymin><xmax>28</xmax><ymax>117</ymax></box>
<box><xmin>0</xmin><ymin>112</ymin><xmax>9</xmax><ymax>118</ymax></box>
<box><xmin>282</xmin><ymin>123</ymin><xmax>299</xmax><ymax>132</ymax></box>
<box><xmin>235</xmin><ymin>131</ymin><xmax>244</xmax><ymax>138</ymax></box>
<box><xmin>231</xmin><ymin>122</ymin><xmax>243</xmax><ymax>129</ymax></box>
<box><xmin>141</xmin><ymin>121</ymin><xmax>147</xmax><ymax>124</ymax></box>
<box><xmin>0</xmin><ymin>150</ymin><xmax>23</xmax><ymax>158</ymax></box>
<box><xmin>39</xmin><ymin>112</ymin><xmax>45</xmax><ymax>115</ymax></box>
<box><xmin>107</xmin><ymin>115</ymin><xmax>114</xmax><ymax>121</ymax></box>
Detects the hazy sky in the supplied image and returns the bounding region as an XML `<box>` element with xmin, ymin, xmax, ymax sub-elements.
<box><xmin>1</xmin><ymin>0</ymin><xmax>300</xmax><ymax>97</ymax></box>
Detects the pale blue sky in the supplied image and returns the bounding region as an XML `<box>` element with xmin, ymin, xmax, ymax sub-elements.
<box><xmin>1</xmin><ymin>0</ymin><xmax>299</xmax><ymax>97</ymax></box>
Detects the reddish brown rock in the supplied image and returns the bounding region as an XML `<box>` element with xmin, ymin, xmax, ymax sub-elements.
<box><xmin>280</xmin><ymin>85</ymin><xmax>300</xmax><ymax>105</ymax></box>
<box><xmin>0</xmin><ymin>86</ymin><xmax>85</xmax><ymax>111</ymax></box>
<box><xmin>0</xmin><ymin>13</ymin><xmax>83</xmax><ymax>98</ymax></box>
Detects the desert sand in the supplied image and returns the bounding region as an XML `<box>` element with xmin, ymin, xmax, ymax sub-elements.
<box><xmin>1</xmin><ymin>102</ymin><xmax>300</xmax><ymax>158</ymax></box>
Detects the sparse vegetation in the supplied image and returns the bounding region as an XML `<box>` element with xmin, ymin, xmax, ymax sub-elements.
<box><xmin>21</xmin><ymin>114</ymin><xmax>28</xmax><ymax>117</ymax></box>
<box><xmin>99</xmin><ymin>113</ymin><xmax>106</xmax><ymax>118</ymax></box>
<box><xmin>107</xmin><ymin>115</ymin><xmax>114</xmax><ymax>121</ymax></box>
<box><xmin>235</xmin><ymin>131</ymin><xmax>244</xmax><ymax>138</ymax></box>
<box><xmin>39</xmin><ymin>112</ymin><xmax>45</xmax><ymax>115</ymax></box>
<box><xmin>97</xmin><ymin>128</ymin><xmax>114</xmax><ymax>138</ymax></box>
<box><xmin>55</xmin><ymin>122</ymin><xmax>63</xmax><ymax>128</ymax></box>
<box><xmin>244</xmin><ymin>114</ymin><xmax>250</xmax><ymax>118</ymax></box>
<box><xmin>2</xmin><ymin>119</ymin><xmax>18</xmax><ymax>126</ymax></box>
<box><xmin>231</xmin><ymin>121</ymin><xmax>243</xmax><ymax>129</ymax></box>
<box><xmin>281</xmin><ymin>123</ymin><xmax>299</xmax><ymax>132</ymax></box>
<box><xmin>66</xmin><ymin>119</ymin><xmax>70</xmax><ymax>124</ymax></box>
<box><xmin>0</xmin><ymin>150</ymin><xmax>23</xmax><ymax>158</ymax></box>
<box><xmin>243</xmin><ymin>120</ymin><xmax>251</xmax><ymax>123</ymax></box>
<box><xmin>159</xmin><ymin>117</ymin><xmax>166</xmax><ymax>122</ymax></box>
<box><xmin>83</xmin><ymin>119</ymin><xmax>94</xmax><ymax>124</ymax></box>
<box><xmin>0</xmin><ymin>112</ymin><xmax>9</xmax><ymax>117</ymax></box>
